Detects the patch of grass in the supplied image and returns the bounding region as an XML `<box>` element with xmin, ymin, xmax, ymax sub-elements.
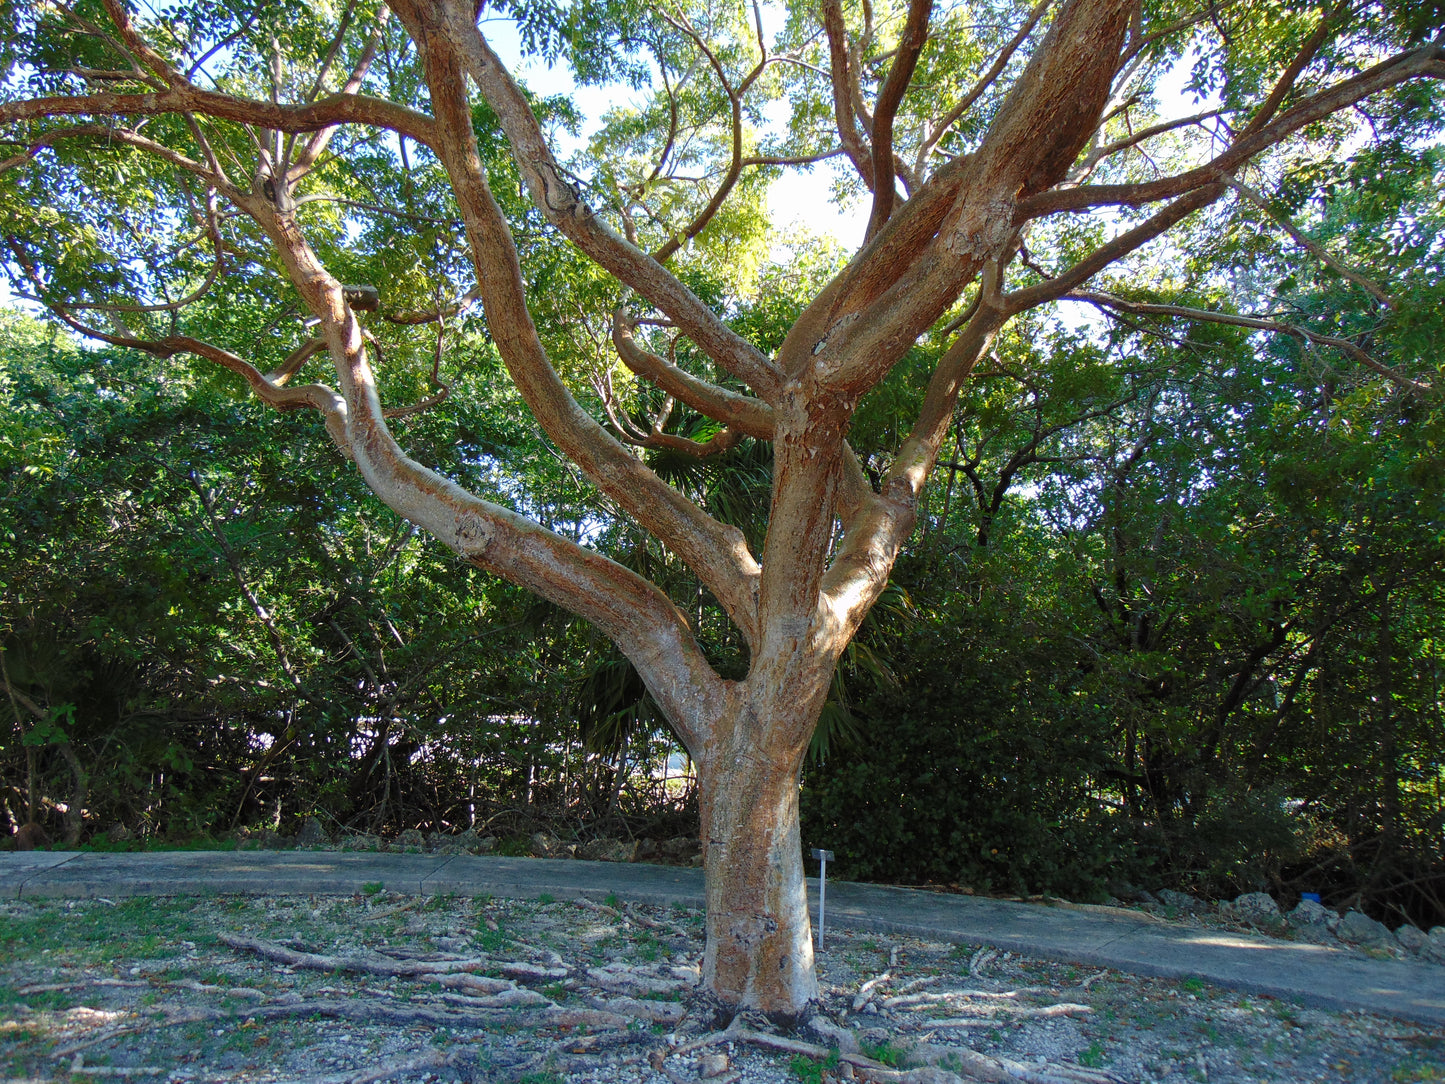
<box><xmin>423</xmin><ymin>893</ymin><xmax>455</xmax><ymax>912</ymax></box>
<box><xmin>1393</xmin><ymin>1062</ymin><xmax>1445</xmax><ymax>1082</ymax></box>
<box><xmin>1180</xmin><ymin>976</ymin><xmax>1206</xmax><ymax>994</ymax></box>
<box><xmin>1269</xmin><ymin>999</ymin><xmax>1300</xmax><ymax>1026</ymax></box>
<box><xmin>1079</xmin><ymin>1041</ymin><xmax>1107</xmax><ymax>1068</ymax></box>
<box><xmin>789</xmin><ymin>1049</ymin><xmax>840</xmax><ymax>1084</ymax></box>
<box><xmin>478</xmin><ymin>927</ymin><xmax>509</xmax><ymax>952</ymax></box>
<box><xmin>537</xmin><ymin>892</ymin><xmax>555</xmax><ymax>905</ymax></box>
<box><xmin>634</xmin><ymin>931</ymin><xmax>663</xmax><ymax>962</ymax></box>
<box><xmin>22</xmin><ymin>988</ymin><xmax>77</xmax><ymax>1012</ymax></box>
<box><xmin>517</xmin><ymin>1072</ymin><xmax>564</xmax><ymax>1084</ymax></box>
<box><xmin>361</xmin><ymin>882</ymin><xmax>384</xmax><ymax>896</ymax></box>
<box><xmin>861</xmin><ymin>1040</ymin><xmax>903</xmax><ymax>1068</ymax></box>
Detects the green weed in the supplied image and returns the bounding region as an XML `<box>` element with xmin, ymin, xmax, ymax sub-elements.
<box><xmin>635</xmin><ymin>931</ymin><xmax>663</xmax><ymax>962</ymax></box>
<box><xmin>789</xmin><ymin>1049</ymin><xmax>840</xmax><ymax>1084</ymax></box>
<box><xmin>1393</xmin><ymin>1062</ymin><xmax>1445</xmax><ymax>1082</ymax></box>
<box><xmin>862</xmin><ymin>1040</ymin><xmax>903</xmax><ymax>1068</ymax></box>
<box><xmin>361</xmin><ymin>882</ymin><xmax>384</xmax><ymax>896</ymax></box>
<box><xmin>1079</xmin><ymin>1041</ymin><xmax>1107</xmax><ymax>1068</ymax></box>
<box><xmin>22</xmin><ymin>988</ymin><xmax>77</xmax><ymax>1012</ymax></box>
<box><xmin>1269</xmin><ymin>999</ymin><xmax>1300</xmax><ymax>1026</ymax></box>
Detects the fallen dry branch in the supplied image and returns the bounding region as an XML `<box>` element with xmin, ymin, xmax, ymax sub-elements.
<box><xmin>572</xmin><ymin>896</ymin><xmax>628</xmax><ymax>923</ymax></box>
<box><xmin>357</xmin><ymin>899</ymin><xmax>419</xmax><ymax>923</ymax></box>
<box><xmin>218</xmin><ymin>932</ymin><xmax>489</xmax><ymax>977</ymax></box>
<box><xmin>418</xmin><ymin>985</ymin><xmax>552</xmax><ymax>1009</ymax></box>
<box><xmin>882</xmin><ymin>985</ymin><xmax>1053</xmax><ymax>1009</ymax></box>
<box><xmin>895</xmin><ymin>976</ymin><xmax>941</xmax><ymax>995</ymax></box>
<box><xmin>212</xmin><ymin>996</ymin><xmax>628</xmax><ymax>1031</ymax></box>
<box><xmin>169</xmin><ymin>978</ymin><xmax>269</xmax><ymax>1000</ymax></box>
<box><xmin>514</xmin><ymin>1027</ymin><xmax>660</xmax><ymax>1078</ymax></box>
<box><xmin>501</xmin><ymin>959</ymin><xmax>570</xmax><ymax>980</ymax></box>
<box><xmin>923</xmin><ymin>1003</ymin><xmax>1093</xmax><ymax>1028</ymax></box>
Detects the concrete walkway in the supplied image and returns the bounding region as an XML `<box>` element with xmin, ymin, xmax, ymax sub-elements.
<box><xmin>4</xmin><ymin>850</ymin><xmax>1443</xmax><ymax>1027</ymax></box>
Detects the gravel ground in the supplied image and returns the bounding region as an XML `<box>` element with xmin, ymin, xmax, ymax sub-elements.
<box><xmin>1</xmin><ymin>891</ymin><xmax>1441</xmax><ymax>1084</ymax></box>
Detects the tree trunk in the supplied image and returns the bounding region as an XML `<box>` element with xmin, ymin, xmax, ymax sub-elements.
<box><xmin>698</xmin><ymin>730</ymin><xmax>818</xmax><ymax>1020</ymax></box>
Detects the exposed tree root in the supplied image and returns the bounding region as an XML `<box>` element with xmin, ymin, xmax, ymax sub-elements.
<box><xmin>64</xmin><ymin>1060</ymin><xmax>164</xmax><ymax>1078</ymax></box>
<box><xmin>19</xmin><ymin>980</ymin><xmax>150</xmax><ymax>994</ymax></box>
<box><xmin>588</xmin><ymin>994</ymin><xmax>689</xmax><ymax>1024</ymax></box>
<box><xmin>217</xmin><ymin>932</ymin><xmax>489</xmax><ymax>976</ymax></box>
<box><xmin>853</xmin><ymin>969</ymin><xmax>894</xmax><ymax>1010</ymax></box>
<box><xmin>644</xmin><ymin>1018</ymin><xmax>1125</xmax><ymax>1084</ymax></box>
<box><xmin>297</xmin><ymin>1048</ymin><xmax>460</xmax><ymax>1084</ymax></box>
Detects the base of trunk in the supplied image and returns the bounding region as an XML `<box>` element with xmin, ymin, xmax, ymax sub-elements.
<box><xmin>700</xmin><ymin>753</ymin><xmax>819</xmax><ymax>1018</ymax></box>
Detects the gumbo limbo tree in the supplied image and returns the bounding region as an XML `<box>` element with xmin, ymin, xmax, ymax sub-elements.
<box><xmin>2</xmin><ymin>0</ymin><xmax>1441</xmax><ymax>1016</ymax></box>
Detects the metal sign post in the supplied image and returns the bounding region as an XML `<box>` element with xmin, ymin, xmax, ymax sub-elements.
<box><xmin>811</xmin><ymin>848</ymin><xmax>834</xmax><ymax>950</ymax></box>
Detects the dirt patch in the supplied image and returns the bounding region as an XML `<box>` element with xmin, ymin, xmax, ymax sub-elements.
<box><xmin>1</xmin><ymin>891</ymin><xmax>1440</xmax><ymax>1083</ymax></box>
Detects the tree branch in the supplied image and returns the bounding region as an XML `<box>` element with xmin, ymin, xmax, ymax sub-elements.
<box><xmin>237</xmin><ymin>192</ymin><xmax>733</xmax><ymax>751</ymax></box>
<box><xmin>821</xmin><ymin>0</ymin><xmax>876</xmax><ymax>189</ymax></box>
<box><xmin>431</xmin><ymin>1</ymin><xmax>782</xmax><ymax>402</ymax></box>
<box><xmin>0</xmin><ymin>85</ymin><xmax>438</xmax><ymax>149</ymax></box>
<box><xmin>1226</xmin><ymin>177</ymin><xmax>1396</xmax><ymax>309</ymax></box>
<box><xmin>612</xmin><ymin>310</ymin><xmax>775</xmax><ymax>439</ymax></box>
<box><xmin>1004</xmin><ymin>183</ymin><xmax>1225</xmax><ymax>313</ymax></box>
<box><xmin>383</xmin><ymin>5</ymin><xmax>764</xmax><ymax>650</ymax></box>
<box><xmin>1016</xmin><ymin>45</ymin><xmax>1445</xmax><ymax>218</ymax></box>
<box><xmin>864</xmin><ymin>0</ymin><xmax>933</xmax><ymax>239</ymax></box>
<box><xmin>914</xmin><ymin>0</ymin><xmax>1052</xmax><ymax>178</ymax></box>
<box><xmin>1068</xmin><ymin>289</ymin><xmax>1433</xmax><ymax>396</ymax></box>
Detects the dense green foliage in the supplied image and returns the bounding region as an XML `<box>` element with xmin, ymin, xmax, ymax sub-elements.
<box><xmin>802</xmin><ymin>156</ymin><xmax>1445</xmax><ymax>919</ymax></box>
<box><xmin>0</xmin><ymin>308</ymin><xmax>699</xmax><ymax>843</ymax></box>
